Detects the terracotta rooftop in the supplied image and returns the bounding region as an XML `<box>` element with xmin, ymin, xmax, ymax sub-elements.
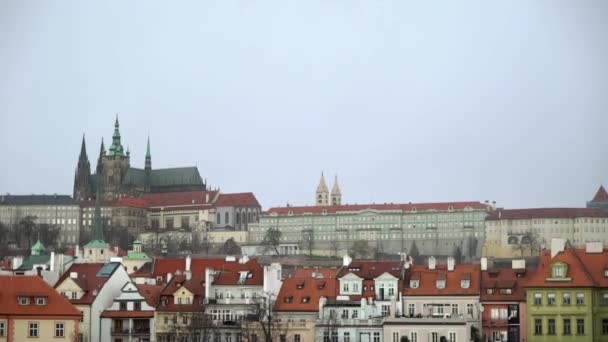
<box><xmin>136</xmin><ymin>284</ymin><xmax>164</xmax><ymax>307</ymax></box>
<box><xmin>526</xmin><ymin>247</ymin><xmax>608</xmax><ymax>288</ymax></box>
<box><xmin>157</xmin><ymin>273</ymin><xmax>206</xmax><ymax>312</ymax></box>
<box><xmin>212</xmin><ymin>259</ymin><xmax>264</xmax><ymax>286</ymax></box>
<box><xmin>266</xmin><ymin>201</ymin><xmax>488</xmax><ymax>215</ymax></box>
<box><xmin>293</xmin><ymin>267</ymin><xmax>339</xmax><ymax>279</ymax></box>
<box><xmin>403</xmin><ymin>263</ymin><xmax>481</xmax><ymax>296</ymax></box>
<box><xmin>275</xmin><ymin>277</ymin><xmax>338</xmax><ymax>312</ymax></box>
<box><xmin>151</xmin><ymin>257</ymin><xmax>242</xmax><ymax>282</ymax></box>
<box><xmin>591</xmin><ymin>185</ymin><xmax>608</xmax><ymax>202</ymax></box>
<box><xmin>143</xmin><ymin>191</ymin><xmax>218</xmax><ymax>208</ymax></box>
<box><xmin>481</xmin><ymin>268</ymin><xmax>532</xmax><ymax>302</ymax></box>
<box><xmin>0</xmin><ymin>275</ymin><xmax>82</xmax><ymax>317</ymax></box>
<box><xmin>215</xmin><ymin>192</ymin><xmax>260</xmax><ymax>207</ymax></box>
<box><xmin>487</xmin><ymin>207</ymin><xmax>607</xmax><ymax>220</ymax></box>
<box><xmin>55</xmin><ymin>263</ymin><xmax>120</xmax><ymax>304</ymax></box>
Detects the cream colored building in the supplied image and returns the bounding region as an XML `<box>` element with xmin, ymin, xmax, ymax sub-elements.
<box><xmin>208</xmin><ymin>230</ymin><xmax>248</xmax><ymax>245</ymax></box>
<box><xmin>484</xmin><ymin>208</ymin><xmax>608</xmax><ymax>258</ymax></box>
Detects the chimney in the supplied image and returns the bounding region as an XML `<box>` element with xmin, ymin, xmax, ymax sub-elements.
<box><xmin>428</xmin><ymin>256</ymin><xmax>436</xmax><ymax>270</ymax></box>
<box><xmin>205</xmin><ymin>193</ymin><xmax>210</xmax><ymax>203</ymax></box>
<box><xmin>205</xmin><ymin>268</ymin><xmax>214</xmax><ymax>299</ymax></box>
<box><xmin>550</xmin><ymin>238</ymin><xmax>567</xmax><ymax>258</ymax></box>
<box><xmin>167</xmin><ymin>272</ymin><xmax>173</xmax><ymax>284</ymax></box>
<box><xmin>318</xmin><ymin>296</ymin><xmax>327</xmax><ymax>319</ymax></box>
<box><xmin>240</xmin><ymin>254</ymin><xmax>250</xmax><ymax>264</ymax></box>
<box><xmin>390</xmin><ymin>295</ymin><xmax>397</xmax><ymax>318</ymax></box>
<box><xmin>343</xmin><ymin>253</ymin><xmax>352</xmax><ymax>267</ymax></box>
<box><xmin>585</xmin><ymin>242</ymin><xmax>603</xmax><ymax>254</ymax></box>
<box><xmin>36</xmin><ymin>266</ymin><xmax>43</xmax><ymax>277</ymax></box>
<box><xmin>480</xmin><ymin>257</ymin><xmax>488</xmax><ymax>271</ymax></box>
<box><xmin>50</xmin><ymin>252</ymin><xmax>55</xmax><ymax>272</ymax></box>
<box><xmin>186</xmin><ymin>255</ymin><xmax>192</xmax><ymax>272</ymax></box>
<box><xmin>186</xmin><ymin>271</ymin><xmax>192</xmax><ymax>280</ymax></box>
<box><xmin>447</xmin><ymin>256</ymin><xmax>455</xmax><ymax>272</ymax></box>
<box><xmin>491</xmin><ymin>201</ymin><xmax>496</xmax><ymax>210</ymax></box>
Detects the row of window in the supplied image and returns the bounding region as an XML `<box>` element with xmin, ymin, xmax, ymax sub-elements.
<box><xmin>534</xmin><ymin>318</ymin><xmax>586</xmax><ymax>336</ymax></box>
<box><xmin>6</xmin><ymin>322</ymin><xmax>65</xmax><ymax>338</ymax></box>
<box><xmin>532</xmin><ymin>292</ymin><xmax>589</xmax><ymax>306</ymax></box>
<box><xmin>18</xmin><ymin>296</ymin><xmax>47</xmax><ymax>306</ymax></box>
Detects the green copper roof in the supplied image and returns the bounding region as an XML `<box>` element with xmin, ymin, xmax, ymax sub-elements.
<box><xmin>16</xmin><ymin>255</ymin><xmax>50</xmax><ymax>271</ymax></box>
<box><xmin>84</xmin><ymin>239</ymin><xmax>110</xmax><ymax>248</ymax></box>
<box><xmin>125</xmin><ymin>251</ymin><xmax>150</xmax><ymax>260</ymax></box>
<box><xmin>107</xmin><ymin>116</ymin><xmax>125</xmax><ymax>157</ymax></box>
<box><xmin>31</xmin><ymin>240</ymin><xmax>45</xmax><ymax>254</ymax></box>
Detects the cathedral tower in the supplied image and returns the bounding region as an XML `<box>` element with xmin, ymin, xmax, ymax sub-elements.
<box><xmin>100</xmin><ymin>116</ymin><xmax>130</xmax><ymax>200</ymax></box>
<box><xmin>73</xmin><ymin>135</ymin><xmax>92</xmax><ymax>200</ymax></box>
<box><xmin>316</xmin><ymin>173</ymin><xmax>329</xmax><ymax>206</ymax></box>
<box><xmin>331</xmin><ymin>174</ymin><xmax>342</xmax><ymax>205</ymax></box>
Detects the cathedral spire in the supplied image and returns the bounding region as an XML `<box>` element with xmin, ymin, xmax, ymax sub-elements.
<box><xmin>96</xmin><ymin>138</ymin><xmax>105</xmax><ymax>175</ymax></box>
<box><xmin>316</xmin><ymin>172</ymin><xmax>329</xmax><ymax>206</ymax></box>
<box><xmin>74</xmin><ymin>134</ymin><xmax>92</xmax><ymax>200</ymax></box>
<box><xmin>145</xmin><ymin>135</ymin><xmax>152</xmax><ymax>171</ymax></box>
<box><xmin>331</xmin><ymin>174</ymin><xmax>342</xmax><ymax>205</ymax></box>
<box><xmin>108</xmin><ymin>115</ymin><xmax>124</xmax><ymax>156</ymax></box>
<box><xmin>79</xmin><ymin>134</ymin><xmax>88</xmax><ymax>161</ymax></box>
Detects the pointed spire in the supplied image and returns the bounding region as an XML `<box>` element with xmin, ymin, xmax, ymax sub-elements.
<box><xmin>145</xmin><ymin>135</ymin><xmax>152</xmax><ymax>171</ymax></box>
<box><xmin>316</xmin><ymin>172</ymin><xmax>328</xmax><ymax>193</ymax></box>
<box><xmin>79</xmin><ymin>134</ymin><xmax>87</xmax><ymax>160</ymax></box>
<box><xmin>592</xmin><ymin>185</ymin><xmax>608</xmax><ymax>202</ymax></box>
<box><xmin>108</xmin><ymin>115</ymin><xmax>124</xmax><ymax>156</ymax></box>
<box><xmin>331</xmin><ymin>174</ymin><xmax>341</xmax><ymax>195</ymax></box>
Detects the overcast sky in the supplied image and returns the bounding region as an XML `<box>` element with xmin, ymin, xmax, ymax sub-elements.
<box><xmin>1</xmin><ymin>1</ymin><xmax>607</xmax><ymax>209</ymax></box>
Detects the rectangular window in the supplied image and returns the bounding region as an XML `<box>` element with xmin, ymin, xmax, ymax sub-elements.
<box><xmin>35</xmin><ymin>297</ymin><xmax>46</xmax><ymax>305</ymax></box>
<box><xmin>410</xmin><ymin>332</ymin><xmax>417</xmax><ymax>342</ymax></box>
<box><xmin>352</xmin><ymin>310</ymin><xmax>358</xmax><ymax>319</ymax></box>
<box><xmin>373</xmin><ymin>332</ymin><xmax>380</xmax><ymax>342</ymax></box>
<box><xmin>466</xmin><ymin>303</ymin><xmax>474</xmax><ymax>316</ymax></box>
<box><xmin>0</xmin><ymin>321</ymin><xmax>4</xmax><ymax>337</ymax></box>
<box><xmin>576</xmin><ymin>293</ymin><xmax>585</xmax><ymax>305</ymax></box>
<box><xmin>577</xmin><ymin>319</ymin><xmax>585</xmax><ymax>335</ymax></box>
<box><xmin>134</xmin><ymin>302</ymin><xmax>141</xmax><ymax>311</ymax></box>
<box><xmin>166</xmin><ymin>218</ymin><xmax>174</xmax><ymax>229</ymax></box>
<box><xmin>602</xmin><ymin>319</ymin><xmax>608</xmax><ymax>335</ymax></box>
<box><xmin>71</xmin><ymin>292</ymin><xmax>78</xmax><ymax>300</ymax></box>
<box><xmin>392</xmin><ymin>332</ymin><xmax>399</xmax><ymax>342</ymax></box>
<box><xmin>449</xmin><ymin>332</ymin><xmax>456</xmax><ymax>342</ymax></box>
<box><xmin>451</xmin><ymin>304</ymin><xmax>458</xmax><ymax>315</ymax></box>
<box><xmin>547</xmin><ymin>293</ymin><xmax>556</xmax><ymax>305</ymax></box>
<box><xmin>431</xmin><ymin>332</ymin><xmax>439</xmax><ymax>342</ymax></box>
<box><xmin>55</xmin><ymin>322</ymin><xmax>64</xmax><ymax>337</ymax></box>
<box><xmin>533</xmin><ymin>293</ymin><xmax>542</xmax><ymax>305</ymax></box>
<box><xmin>602</xmin><ymin>293</ymin><xmax>608</xmax><ymax>305</ymax></box>
<box><xmin>548</xmin><ymin>319</ymin><xmax>555</xmax><ymax>335</ymax></box>
<box><xmin>534</xmin><ymin>319</ymin><xmax>542</xmax><ymax>335</ymax></box>
<box><xmin>29</xmin><ymin>322</ymin><xmax>39</xmax><ymax>337</ymax></box>
<box><xmin>563</xmin><ymin>319</ymin><xmax>571</xmax><ymax>335</ymax></box>
<box><xmin>408</xmin><ymin>303</ymin><xmax>415</xmax><ymax>316</ymax></box>
<box><xmin>120</xmin><ymin>302</ymin><xmax>127</xmax><ymax>310</ymax></box>
<box><xmin>563</xmin><ymin>293</ymin><xmax>571</xmax><ymax>305</ymax></box>
<box><xmin>181</xmin><ymin>217</ymin><xmax>190</xmax><ymax>229</ymax></box>
<box><xmin>381</xmin><ymin>305</ymin><xmax>390</xmax><ymax>317</ymax></box>
<box><xmin>294</xmin><ymin>335</ymin><xmax>301</xmax><ymax>342</ymax></box>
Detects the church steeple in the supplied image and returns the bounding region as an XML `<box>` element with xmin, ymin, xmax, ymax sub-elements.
<box><xmin>145</xmin><ymin>136</ymin><xmax>152</xmax><ymax>171</ymax></box>
<box><xmin>107</xmin><ymin>115</ymin><xmax>125</xmax><ymax>156</ymax></box>
<box><xmin>74</xmin><ymin>134</ymin><xmax>92</xmax><ymax>200</ymax></box>
<box><xmin>85</xmin><ymin>187</ymin><xmax>109</xmax><ymax>248</ymax></box>
<box><xmin>331</xmin><ymin>174</ymin><xmax>342</xmax><ymax>205</ymax></box>
<box><xmin>316</xmin><ymin>172</ymin><xmax>329</xmax><ymax>206</ymax></box>
<box><xmin>96</xmin><ymin>138</ymin><xmax>105</xmax><ymax>175</ymax></box>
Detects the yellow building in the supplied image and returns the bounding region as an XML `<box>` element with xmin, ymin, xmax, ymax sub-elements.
<box><xmin>0</xmin><ymin>276</ymin><xmax>82</xmax><ymax>341</ymax></box>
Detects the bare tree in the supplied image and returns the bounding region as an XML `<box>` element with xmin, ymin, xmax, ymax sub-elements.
<box><xmin>241</xmin><ymin>294</ymin><xmax>286</xmax><ymax>342</ymax></box>
<box><xmin>409</xmin><ymin>240</ymin><xmax>420</xmax><ymax>258</ymax></box>
<box><xmin>166</xmin><ymin>307</ymin><xmax>219</xmax><ymax>342</ymax></box>
<box><xmin>261</xmin><ymin>228</ymin><xmax>282</xmax><ymax>255</ymax></box>
<box><xmin>300</xmin><ymin>229</ymin><xmax>314</xmax><ymax>257</ymax></box>
<box><xmin>330</xmin><ymin>237</ymin><xmax>340</xmax><ymax>257</ymax></box>
<box><xmin>222</xmin><ymin>237</ymin><xmax>242</xmax><ymax>255</ymax></box>
<box><xmin>319</xmin><ymin>307</ymin><xmax>340</xmax><ymax>342</ymax></box>
<box><xmin>512</xmin><ymin>230</ymin><xmax>541</xmax><ymax>257</ymax></box>
<box><xmin>350</xmin><ymin>240</ymin><xmax>372</xmax><ymax>259</ymax></box>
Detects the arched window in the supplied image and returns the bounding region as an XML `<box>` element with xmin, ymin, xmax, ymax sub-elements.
<box><xmin>217</xmin><ymin>213</ymin><xmax>221</xmax><ymax>224</ymax></box>
<box><xmin>248</xmin><ymin>212</ymin><xmax>252</xmax><ymax>222</ymax></box>
<box><xmin>236</xmin><ymin>212</ymin><xmax>241</xmax><ymax>224</ymax></box>
<box><xmin>225</xmin><ymin>212</ymin><xmax>229</xmax><ymax>224</ymax></box>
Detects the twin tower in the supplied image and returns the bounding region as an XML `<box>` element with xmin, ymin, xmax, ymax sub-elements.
<box><xmin>315</xmin><ymin>173</ymin><xmax>341</xmax><ymax>206</ymax></box>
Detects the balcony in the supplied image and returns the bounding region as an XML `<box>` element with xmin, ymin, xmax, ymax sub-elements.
<box><xmin>318</xmin><ymin>318</ymin><xmax>383</xmax><ymax>326</ymax></box>
<box><xmin>111</xmin><ymin>319</ymin><xmax>151</xmax><ymax>336</ymax></box>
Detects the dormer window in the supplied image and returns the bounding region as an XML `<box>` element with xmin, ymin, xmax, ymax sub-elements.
<box><xmin>486</xmin><ymin>288</ymin><xmax>494</xmax><ymax>295</ymax></box>
<box><xmin>410</xmin><ymin>280</ymin><xmax>419</xmax><ymax>289</ymax></box>
<box><xmin>317</xmin><ymin>282</ymin><xmax>326</xmax><ymax>290</ymax></box>
<box><xmin>19</xmin><ymin>297</ymin><xmax>29</xmax><ymax>305</ymax></box>
<box><xmin>436</xmin><ymin>280</ymin><xmax>446</xmax><ymax>289</ymax></box>
<box><xmin>35</xmin><ymin>297</ymin><xmax>46</xmax><ymax>305</ymax></box>
<box><xmin>461</xmin><ymin>280</ymin><xmax>470</xmax><ymax>289</ymax></box>
<box><xmin>296</xmin><ymin>282</ymin><xmax>304</xmax><ymax>290</ymax></box>
<box><xmin>301</xmin><ymin>296</ymin><xmax>310</xmax><ymax>303</ymax></box>
<box><xmin>284</xmin><ymin>296</ymin><xmax>293</xmax><ymax>303</ymax></box>
<box><xmin>552</xmin><ymin>265</ymin><xmax>565</xmax><ymax>278</ymax></box>
<box><xmin>604</xmin><ymin>269</ymin><xmax>608</xmax><ymax>278</ymax></box>
<box><xmin>499</xmin><ymin>288</ymin><xmax>513</xmax><ymax>295</ymax></box>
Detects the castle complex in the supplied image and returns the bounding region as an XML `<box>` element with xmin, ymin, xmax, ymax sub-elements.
<box><xmin>73</xmin><ymin>117</ymin><xmax>206</xmax><ymax>201</ymax></box>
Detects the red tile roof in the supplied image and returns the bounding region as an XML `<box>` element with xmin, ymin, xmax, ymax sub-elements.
<box><xmin>215</xmin><ymin>192</ymin><xmax>260</xmax><ymax>207</ymax></box>
<box><xmin>115</xmin><ymin>197</ymin><xmax>148</xmax><ymax>208</ymax></box>
<box><xmin>266</xmin><ymin>201</ymin><xmax>488</xmax><ymax>215</ymax></box>
<box><xmin>143</xmin><ymin>191</ymin><xmax>218</xmax><ymax>208</ymax></box>
<box><xmin>0</xmin><ymin>275</ymin><xmax>82</xmax><ymax>317</ymax></box>
<box><xmin>403</xmin><ymin>264</ymin><xmax>481</xmax><ymax>296</ymax></box>
<box><xmin>55</xmin><ymin>263</ymin><xmax>114</xmax><ymax>304</ymax></box>
<box><xmin>157</xmin><ymin>273</ymin><xmax>206</xmax><ymax>312</ymax></box>
<box><xmin>481</xmin><ymin>268</ymin><xmax>532</xmax><ymax>302</ymax></box>
<box><xmin>592</xmin><ymin>185</ymin><xmax>608</xmax><ymax>202</ymax></box>
<box><xmin>487</xmin><ymin>208</ymin><xmax>607</xmax><ymax>220</ymax></box>
<box><xmin>151</xmin><ymin>257</ymin><xmax>236</xmax><ymax>281</ymax></box>
<box><xmin>337</xmin><ymin>261</ymin><xmax>404</xmax><ymax>279</ymax></box>
<box><xmin>293</xmin><ymin>267</ymin><xmax>339</xmax><ymax>279</ymax></box>
<box><xmin>212</xmin><ymin>259</ymin><xmax>264</xmax><ymax>286</ymax></box>
<box><xmin>526</xmin><ymin>247</ymin><xmax>608</xmax><ymax>288</ymax></box>
<box><xmin>274</xmin><ymin>277</ymin><xmax>338</xmax><ymax>312</ymax></box>
<box><xmin>136</xmin><ymin>284</ymin><xmax>164</xmax><ymax>307</ymax></box>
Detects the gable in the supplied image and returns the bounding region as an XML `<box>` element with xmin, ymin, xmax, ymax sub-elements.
<box><xmin>173</xmin><ymin>286</ymin><xmax>194</xmax><ymax>297</ymax></box>
<box><xmin>56</xmin><ymin>277</ymin><xmax>83</xmax><ymax>293</ymax></box>
<box><xmin>122</xmin><ymin>282</ymin><xmax>139</xmax><ymax>292</ymax></box>
<box><xmin>375</xmin><ymin>272</ymin><xmax>398</xmax><ymax>281</ymax></box>
<box><xmin>340</xmin><ymin>273</ymin><xmax>363</xmax><ymax>281</ymax></box>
